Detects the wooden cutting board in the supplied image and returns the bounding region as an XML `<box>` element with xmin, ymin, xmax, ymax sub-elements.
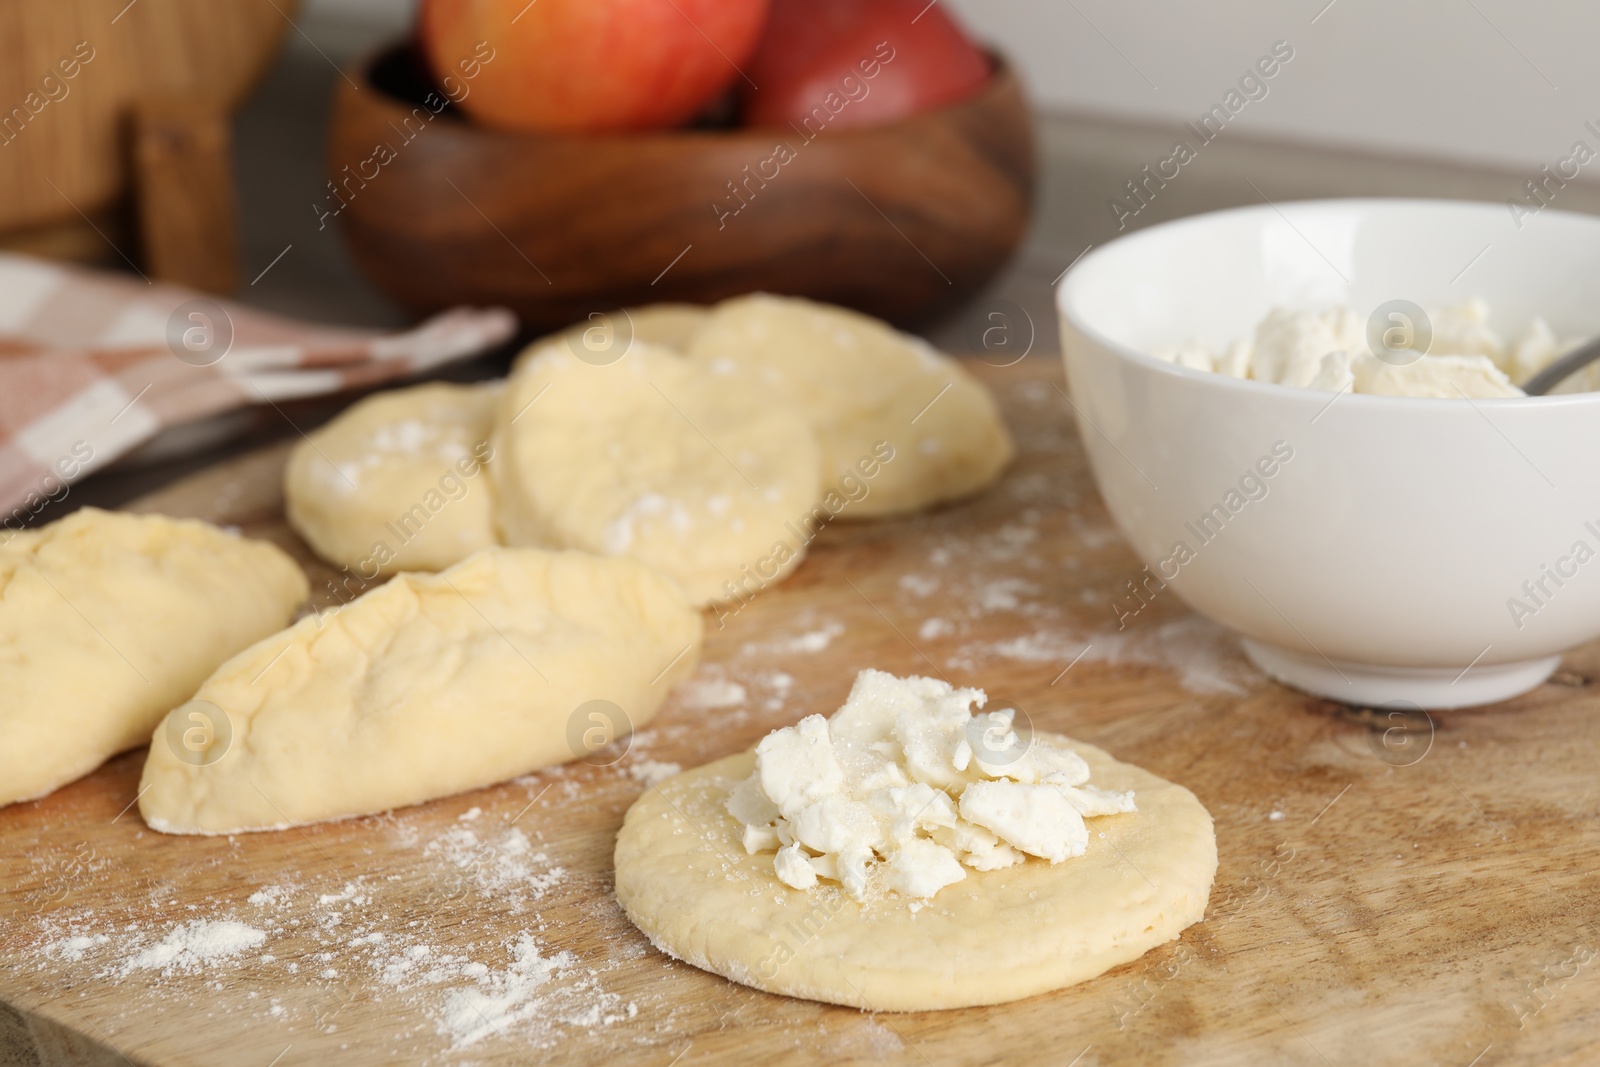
<box><xmin>4</xmin><ymin>357</ymin><xmax>1599</xmax><ymax>1067</ymax></box>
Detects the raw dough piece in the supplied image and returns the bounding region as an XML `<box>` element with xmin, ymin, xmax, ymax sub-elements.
<box><xmin>520</xmin><ymin>303</ymin><xmax>710</xmax><ymax>372</ymax></box>
<box><xmin>284</xmin><ymin>382</ymin><xmax>499</xmax><ymax>575</ymax></box>
<box><xmin>616</xmin><ymin>740</ymin><xmax>1215</xmax><ymax>1011</ymax></box>
<box><xmin>139</xmin><ymin>547</ymin><xmax>701</xmax><ymax>834</ymax></box>
<box><xmin>622</xmin><ymin>302</ymin><xmax>709</xmax><ymax>351</ymax></box>
<box><xmin>491</xmin><ymin>343</ymin><xmax>821</xmax><ymax>605</ymax></box>
<box><xmin>0</xmin><ymin>508</ymin><xmax>307</xmax><ymax>807</ymax></box>
<box><xmin>685</xmin><ymin>294</ymin><xmax>1015</xmax><ymax>518</ymax></box>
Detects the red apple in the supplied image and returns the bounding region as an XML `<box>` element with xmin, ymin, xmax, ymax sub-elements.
<box><xmin>741</xmin><ymin>0</ymin><xmax>991</xmax><ymax>129</ymax></box>
<box><xmin>419</xmin><ymin>0</ymin><xmax>771</xmax><ymax>134</ymax></box>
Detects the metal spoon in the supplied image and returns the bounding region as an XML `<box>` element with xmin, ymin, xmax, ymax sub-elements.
<box><xmin>1521</xmin><ymin>335</ymin><xmax>1600</xmax><ymax>395</ymax></box>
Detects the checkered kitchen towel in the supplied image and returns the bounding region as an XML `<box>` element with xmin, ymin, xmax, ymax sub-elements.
<box><xmin>0</xmin><ymin>253</ymin><xmax>516</xmax><ymax>514</ymax></box>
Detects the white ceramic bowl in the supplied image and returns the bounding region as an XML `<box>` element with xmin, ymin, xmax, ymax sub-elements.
<box><xmin>1057</xmin><ymin>198</ymin><xmax>1600</xmax><ymax>709</ymax></box>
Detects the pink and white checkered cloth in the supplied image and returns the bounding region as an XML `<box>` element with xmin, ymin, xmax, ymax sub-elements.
<box><xmin>0</xmin><ymin>253</ymin><xmax>516</xmax><ymax>515</ymax></box>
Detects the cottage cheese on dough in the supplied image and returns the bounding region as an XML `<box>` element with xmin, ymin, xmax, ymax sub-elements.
<box><xmin>729</xmin><ymin>670</ymin><xmax>1135</xmax><ymax>900</ymax></box>
<box><xmin>614</xmin><ymin>670</ymin><xmax>1217</xmax><ymax>1011</ymax></box>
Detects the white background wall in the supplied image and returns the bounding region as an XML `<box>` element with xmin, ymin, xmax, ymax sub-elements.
<box><xmin>307</xmin><ymin>0</ymin><xmax>1600</xmax><ymax>179</ymax></box>
<box><xmin>946</xmin><ymin>0</ymin><xmax>1600</xmax><ymax>178</ymax></box>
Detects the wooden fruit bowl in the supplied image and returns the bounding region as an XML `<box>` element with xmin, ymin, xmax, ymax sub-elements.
<box><xmin>328</xmin><ymin>43</ymin><xmax>1034</xmax><ymax>330</ymax></box>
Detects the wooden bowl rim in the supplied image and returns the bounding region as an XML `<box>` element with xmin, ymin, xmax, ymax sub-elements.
<box><xmin>340</xmin><ymin>39</ymin><xmax>1025</xmax><ymax>148</ymax></box>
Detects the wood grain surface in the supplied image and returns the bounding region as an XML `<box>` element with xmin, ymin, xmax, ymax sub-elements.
<box><xmin>3</xmin><ymin>357</ymin><xmax>1599</xmax><ymax>1067</ymax></box>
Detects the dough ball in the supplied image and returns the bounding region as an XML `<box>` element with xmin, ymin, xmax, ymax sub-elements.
<box><xmin>624</xmin><ymin>302</ymin><xmax>710</xmax><ymax>351</ymax></box>
<box><xmin>491</xmin><ymin>343</ymin><xmax>821</xmax><ymax>606</ymax></box>
<box><xmin>139</xmin><ymin>546</ymin><xmax>701</xmax><ymax>834</ymax></box>
<box><xmin>519</xmin><ymin>303</ymin><xmax>710</xmax><ymax>372</ymax></box>
<box><xmin>284</xmin><ymin>382</ymin><xmax>499</xmax><ymax>576</ymax></box>
<box><xmin>615</xmin><ymin>737</ymin><xmax>1215</xmax><ymax>1011</ymax></box>
<box><xmin>0</xmin><ymin>508</ymin><xmax>307</xmax><ymax>806</ymax></box>
<box><xmin>686</xmin><ymin>294</ymin><xmax>1015</xmax><ymax>519</ymax></box>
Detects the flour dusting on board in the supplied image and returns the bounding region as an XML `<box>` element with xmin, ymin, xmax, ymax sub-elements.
<box><xmin>678</xmin><ymin>675</ymin><xmax>747</xmax><ymax>709</ymax></box>
<box><xmin>961</xmin><ymin>616</ymin><xmax>1259</xmax><ymax>695</ymax></box>
<box><xmin>123</xmin><ymin>919</ymin><xmax>267</xmax><ymax>975</ymax></box>
<box><xmin>35</xmin><ymin>917</ymin><xmax>269</xmax><ymax>977</ymax></box>
<box><xmin>345</xmin><ymin>927</ymin><xmax>635</xmax><ymax>1052</ymax></box>
<box><xmin>892</xmin><ymin>513</ymin><xmax>1264</xmax><ymax>696</ymax></box>
<box><xmin>40</xmin><ymin>934</ymin><xmax>108</xmax><ymax>962</ymax></box>
<box><xmin>783</xmin><ymin>622</ymin><xmax>843</xmax><ymax>653</ymax></box>
<box><xmin>19</xmin><ymin>812</ymin><xmax>640</xmax><ymax>1060</ymax></box>
<box><xmin>738</xmin><ymin>617</ymin><xmax>845</xmax><ymax>657</ymax></box>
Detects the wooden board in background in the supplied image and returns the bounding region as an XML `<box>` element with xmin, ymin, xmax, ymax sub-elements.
<box><xmin>3</xmin><ymin>358</ymin><xmax>1599</xmax><ymax>1067</ymax></box>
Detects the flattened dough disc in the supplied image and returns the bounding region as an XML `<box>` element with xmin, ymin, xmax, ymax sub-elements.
<box><xmin>491</xmin><ymin>344</ymin><xmax>820</xmax><ymax>606</ymax></box>
<box><xmin>518</xmin><ymin>303</ymin><xmax>710</xmax><ymax>373</ymax></box>
<box><xmin>615</xmin><ymin>739</ymin><xmax>1216</xmax><ymax>1011</ymax></box>
<box><xmin>284</xmin><ymin>381</ymin><xmax>499</xmax><ymax>575</ymax></box>
<box><xmin>685</xmin><ymin>294</ymin><xmax>1015</xmax><ymax>519</ymax></box>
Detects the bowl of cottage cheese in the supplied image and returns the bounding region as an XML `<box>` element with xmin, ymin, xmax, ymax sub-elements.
<box><xmin>1056</xmin><ymin>198</ymin><xmax>1600</xmax><ymax>709</ymax></box>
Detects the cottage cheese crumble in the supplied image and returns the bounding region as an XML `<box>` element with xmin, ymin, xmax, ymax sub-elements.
<box><xmin>727</xmin><ymin>670</ymin><xmax>1135</xmax><ymax>901</ymax></box>
<box><xmin>1153</xmin><ymin>299</ymin><xmax>1591</xmax><ymax>398</ymax></box>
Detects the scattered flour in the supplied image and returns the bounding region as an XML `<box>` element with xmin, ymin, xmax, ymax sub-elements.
<box><xmin>975</xmin><ymin>577</ymin><xmax>1042</xmax><ymax>613</ymax></box>
<box><xmin>423</xmin><ymin>826</ymin><xmax>566</xmax><ymax>903</ymax></box>
<box><xmin>317</xmin><ymin>883</ymin><xmax>368</xmax><ymax>907</ymax></box>
<box><xmin>349</xmin><ymin>929</ymin><xmax>636</xmax><ymax>1052</ymax></box>
<box><xmin>821</xmin><ymin>1017</ymin><xmax>906</xmax><ymax>1057</ymax></box>
<box><xmin>785</xmin><ymin>622</ymin><xmax>843</xmax><ymax>653</ymax></box>
<box><xmin>994</xmin><ymin>523</ymin><xmax>1039</xmax><ymax>550</ymax></box>
<box><xmin>426</xmin><ymin>934</ymin><xmax>634</xmax><ymax>1049</ymax></box>
<box><xmin>440</xmin><ymin>937</ymin><xmax>571</xmax><ymax>1047</ymax></box>
<box><xmin>23</xmin><ymin>813</ymin><xmax>631</xmax><ymax>1059</ymax></box>
<box><xmin>247</xmin><ymin>885</ymin><xmax>290</xmax><ymax>908</ymax></box>
<box><xmin>954</xmin><ymin>616</ymin><xmax>1260</xmax><ymax>696</ymax></box>
<box><xmin>756</xmin><ymin>669</ymin><xmax>797</xmax><ymax>711</ymax></box>
<box><xmin>735</xmin><ymin>618</ymin><xmax>845</xmax><ymax>659</ymax></box>
<box><xmin>1007</xmin><ymin>470</ymin><xmax>1053</xmax><ymax>502</ymax></box>
<box><xmin>679</xmin><ymin>677</ymin><xmax>747</xmax><ymax>709</ymax></box>
<box><xmin>123</xmin><ymin>920</ymin><xmax>267</xmax><ymax>975</ymax></box>
<box><xmin>627</xmin><ymin>760</ymin><xmax>682</xmax><ymax>788</ymax></box>
<box><xmin>43</xmin><ymin>934</ymin><xmax>108</xmax><ymax>962</ymax></box>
